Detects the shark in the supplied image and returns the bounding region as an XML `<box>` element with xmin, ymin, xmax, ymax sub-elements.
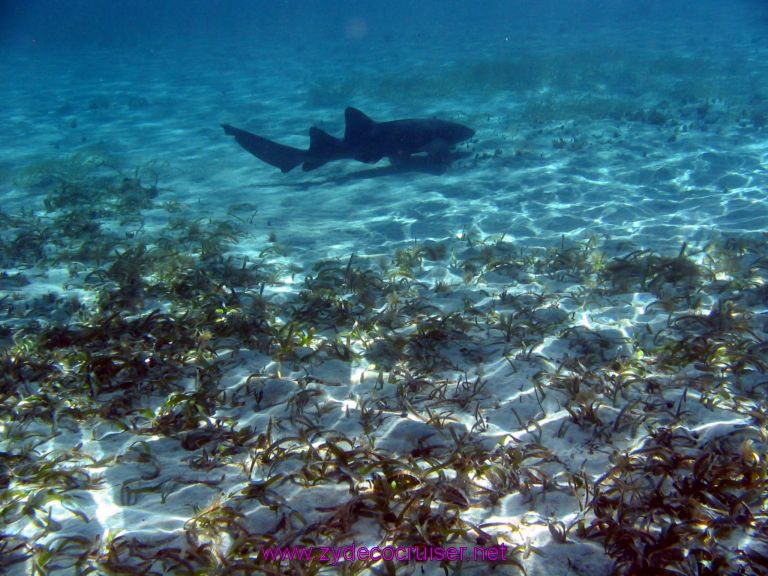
<box><xmin>222</xmin><ymin>107</ymin><xmax>474</xmax><ymax>173</ymax></box>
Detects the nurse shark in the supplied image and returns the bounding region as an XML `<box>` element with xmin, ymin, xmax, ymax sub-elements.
<box><xmin>222</xmin><ymin>107</ymin><xmax>474</xmax><ymax>173</ymax></box>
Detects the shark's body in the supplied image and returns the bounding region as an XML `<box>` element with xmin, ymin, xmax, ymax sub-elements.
<box><xmin>222</xmin><ymin>107</ymin><xmax>474</xmax><ymax>173</ymax></box>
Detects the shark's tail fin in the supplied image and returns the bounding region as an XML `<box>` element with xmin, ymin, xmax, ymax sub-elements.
<box><xmin>222</xmin><ymin>124</ymin><xmax>306</xmax><ymax>173</ymax></box>
<box><xmin>303</xmin><ymin>127</ymin><xmax>345</xmax><ymax>171</ymax></box>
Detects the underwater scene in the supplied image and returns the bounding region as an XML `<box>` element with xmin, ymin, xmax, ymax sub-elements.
<box><xmin>1</xmin><ymin>0</ymin><xmax>768</xmax><ymax>574</ymax></box>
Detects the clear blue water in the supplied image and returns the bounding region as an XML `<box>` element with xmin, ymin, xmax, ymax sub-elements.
<box><xmin>2</xmin><ymin>0</ymin><xmax>766</xmax><ymax>246</ymax></box>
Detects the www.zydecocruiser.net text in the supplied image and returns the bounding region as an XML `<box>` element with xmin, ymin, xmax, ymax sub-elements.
<box><xmin>261</xmin><ymin>543</ymin><xmax>509</xmax><ymax>565</ymax></box>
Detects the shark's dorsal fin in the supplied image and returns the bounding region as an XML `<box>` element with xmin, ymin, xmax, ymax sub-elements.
<box><xmin>308</xmin><ymin>127</ymin><xmax>341</xmax><ymax>155</ymax></box>
<box><xmin>304</xmin><ymin>127</ymin><xmax>345</xmax><ymax>172</ymax></box>
<box><xmin>344</xmin><ymin>107</ymin><xmax>375</xmax><ymax>142</ymax></box>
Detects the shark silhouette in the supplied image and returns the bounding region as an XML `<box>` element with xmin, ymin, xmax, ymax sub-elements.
<box><xmin>222</xmin><ymin>107</ymin><xmax>474</xmax><ymax>173</ymax></box>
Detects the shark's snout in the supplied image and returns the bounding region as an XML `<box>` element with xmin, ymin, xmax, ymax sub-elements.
<box><xmin>446</xmin><ymin>121</ymin><xmax>475</xmax><ymax>144</ymax></box>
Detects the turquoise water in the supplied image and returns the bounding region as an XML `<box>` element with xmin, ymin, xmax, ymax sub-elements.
<box><xmin>1</xmin><ymin>2</ymin><xmax>767</xmax><ymax>575</ymax></box>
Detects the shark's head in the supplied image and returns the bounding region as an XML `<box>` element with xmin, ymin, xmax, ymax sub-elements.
<box><xmin>443</xmin><ymin>121</ymin><xmax>475</xmax><ymax>145</ymax></box>
<box><xmin>457</xmin><ymin>124</ymin><xmax>476</xmax><ymax>143</ymax></box>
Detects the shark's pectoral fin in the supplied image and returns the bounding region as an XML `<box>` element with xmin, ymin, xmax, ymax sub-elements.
<box><xmin>354</xmin><ymin>153</ymin><xmax>384</xmax><ymax>164</ymax></box>
<box><xmin>423</xmin><ymin>138</ymin><xmax>451</xmax><ymax>162</ymax></box>
<box><xmin>386</xmin><ymin>140</ymin><xmax>451</xmax><ymax>168</ymax></box>
<box><xmin>222</xmin><ymin>124</ymin><xmax>306</xmax><ymax>173</ymax></box>
<box><xmin>388</xmin><ymin>151</ymin><xmax>412</xmax><ymax>167</ymax></box>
